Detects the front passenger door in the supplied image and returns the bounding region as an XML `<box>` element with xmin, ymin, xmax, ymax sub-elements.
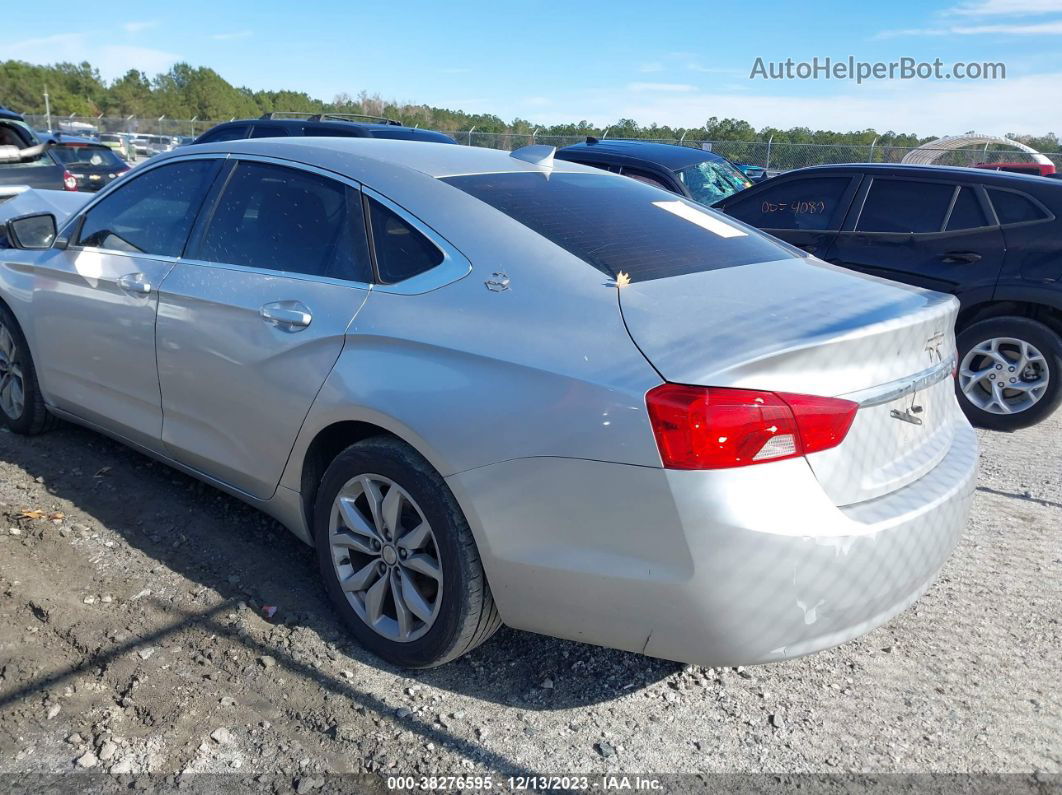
<box><xmin>155</xmin><ymin>159</ymin><xmax>374</xmax><ymax>499</ymax></box>
<box><xmin>32</xmin><ymin>158</ymin><xmax>221</xmax><ymax>447</ymax></box>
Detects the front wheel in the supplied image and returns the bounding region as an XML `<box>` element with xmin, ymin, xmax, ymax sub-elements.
<box><xmin>313</xmin><ymin>436</ymin><xmax>501</xmax><ymax>668</ymax></box>
<box><xmin>0</xmin><ymin>303</ymin><xmax>56</xmax><ymax>435</ymax></box>
<box><xmin>956</xmin><ymin>316</ymin><xmax>1062</xmax><ymax>431</ymax></box>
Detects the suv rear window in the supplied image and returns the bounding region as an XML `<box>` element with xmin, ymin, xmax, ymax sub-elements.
<box><xmin>442</xmin><ymin>172</ymin><xmax>794</xmax><ymax>282</ymax></box>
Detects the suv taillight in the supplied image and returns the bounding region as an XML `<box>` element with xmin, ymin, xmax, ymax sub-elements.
<box><xmin>62</xmin><ymin>170</ymin><xmax>78</xmax><ymax>191</ymax></box>
<box><xmin>645</xmin><ymin>384</ymin><xmax>858</xmax><ymax>470</ymax></box>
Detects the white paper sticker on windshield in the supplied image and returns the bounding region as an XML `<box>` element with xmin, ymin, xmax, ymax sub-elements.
<box><xmin>652</xmin><ymin>200</ymin><xmax>748</xmax><ymax>238</ymax></box>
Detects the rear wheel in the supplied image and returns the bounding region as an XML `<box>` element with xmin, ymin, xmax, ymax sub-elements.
<box><xmin>956</xmin><ymin>316</ymin><xmax>1062</xmax><ymax>431</ymax></box>
<box><xmin>0</xmin><ymin>304</ymin><xmax>56</xmax><ymax>435</ymax></box>
<box><xmin>313</xmin><ymin>436</ymin><xmax>501</xmax><ymax>667</ymax></box>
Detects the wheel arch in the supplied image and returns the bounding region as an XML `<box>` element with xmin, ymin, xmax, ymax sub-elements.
<box><xmin>957</xmin><ymin>300</ymin><xmax>1062</xmax><ymax>337</ymax></box>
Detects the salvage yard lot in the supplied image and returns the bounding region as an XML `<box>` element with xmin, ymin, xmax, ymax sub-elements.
<box><xmin>0</xmin><ymin>415</ymin><xmax>1059</xmax><ymax>781</ymax></box>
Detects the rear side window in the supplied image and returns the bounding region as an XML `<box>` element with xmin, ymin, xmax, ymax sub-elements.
<box><xmin>305</xmin><ymin>126</ymin><xmax>364</xmax><ymax>138</ymax></box>
<box><xmin>77</xmin><ymin>159</ymin><xmax>217</xmax><ymax>256</ymax></box>
<box><xmin>987</xmin><ymin>189</ymin><xmax>1049</xmax><ymax>225</ymax></box>
<box><xmin>194</xmin><ymin>161</ymin><xmax>371</xmax><ymax>282</ymax></box>
<box><xmin>945</xmin><ymin>187</ymin><xmax>988</xmax><ymax>231</ymax></box>
<box><xmin>367</xmin><ymin>197</ymin><xmax>444</xmax><ymax>283</ymax></box>
<box><xmin>250</xmin><ymin>124</ymin><xmax>289</xmax><ymax>139</ymax></box>
<box><xmin>442</xmin><ymin>172</ymin><xmax>795</xmax><ymax>282</ymax></box>
<box><xmin>197</xmin><ymin>125</ymin><xmax>249</xmax><ymax>143</ymax></box>
<box><xmin>724</xmin><ymin>176</ymin><xmax>853</xmax><ymax>231</ymax></box>
<box><xmin>858</xmin><ymin>179</ymin><xmax>954</xmax><ymax>233</ymax></box>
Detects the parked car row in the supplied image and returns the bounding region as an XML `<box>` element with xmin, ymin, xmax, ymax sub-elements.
<box><xmin>0</xmin><ymin>137</ymin><xmax>980</xmax><ymax>672</ymax></box>
<box><xmin>1</xmin><ymin>107</ymin><xmax>132</xmax><ymax>199</ymax></box>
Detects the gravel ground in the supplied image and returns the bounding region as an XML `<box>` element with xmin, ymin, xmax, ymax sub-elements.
<box><xmin>0</xmin><ymin>411</ymin><xmax>1059</xmax><ymax>790</ymax></box>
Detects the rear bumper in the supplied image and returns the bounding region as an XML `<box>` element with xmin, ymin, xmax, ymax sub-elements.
<box><xmin>447</xmin><ymin>418</ymin><xmax>977</xmax><ymax>667</ymax></box>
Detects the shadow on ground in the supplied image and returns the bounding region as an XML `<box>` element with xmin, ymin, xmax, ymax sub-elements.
<box><xmin>0</xmin><ymin>422</ymin><xmax>676</xmax><ymax>716</ymax></box>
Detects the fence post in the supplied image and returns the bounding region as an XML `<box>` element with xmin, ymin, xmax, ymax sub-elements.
<box><xmin>467</xmin><ymin>125</ymin><xmax>476</xmax><ymax>146</ymax></box>
<box><xmin>868</xmin><ymin>136</ymin><xmax>878</xmax><ymax>163</ymax></box>
<box><xmin>765</xmin><ymin>134</ymin><xmax>774</xmax><ymax>171</ymax></box>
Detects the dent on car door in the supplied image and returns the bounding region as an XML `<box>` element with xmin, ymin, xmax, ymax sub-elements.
<box><xmin>154</xmin><ymin>159</ymin><xmax>373</xmax><ymax>500</ymax></box>
<box><xmin>831</xmin><ymin>178</ymin><xmax>1006</xmax><ymax>299</ymax></box>
<box><xmin>718</xmin><ymin>175</ymin><xmax>860</xmax><ymax>255</ymax></box>
<box><xmin>31</xmin><ymin>158</ymin><xmax>221</xmax><ymax>447</ymax></box>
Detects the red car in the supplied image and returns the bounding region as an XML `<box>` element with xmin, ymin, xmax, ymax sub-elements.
<box><xmin>974</xmin><ymin>161</ymin><xmax>1057</xmax><ymax>177</ymax></box>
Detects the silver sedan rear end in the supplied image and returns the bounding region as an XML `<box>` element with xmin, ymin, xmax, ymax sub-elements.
<box><xmin>0</xmin><ymin>139</ymin><xmax>976</xmax><ymax>668</ymax></box>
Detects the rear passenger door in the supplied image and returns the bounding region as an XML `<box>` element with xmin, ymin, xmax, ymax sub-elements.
<box><xmin>717</xmin><ymin>174</ymin><xmax>861</xmax><ymax>257</ymax></box>
<box><xmin>830</xmin><ymin>177</ymin><xmax>1005</xmax><ymax>303</ymax></box>
<box><xmin>155</xmin><ymin>158</ymin><xmax>374</xmax><ymax>499</ymax></box>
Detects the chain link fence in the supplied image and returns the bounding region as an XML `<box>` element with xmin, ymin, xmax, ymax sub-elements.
<box><xmin>22</xmin><ymin>115</ymin><xmax>1062</xmax><ymax>172</ymax></box>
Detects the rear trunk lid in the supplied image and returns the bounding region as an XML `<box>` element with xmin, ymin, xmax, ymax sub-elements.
<box><xmin>620</xmin><ymin>257</ymin><xmax>962</xmax><ymax>505</ymax></box>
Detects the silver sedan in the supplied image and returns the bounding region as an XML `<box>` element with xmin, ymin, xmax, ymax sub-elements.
<box><xmin>0</xmin><ymin>138</ymin><xmax>976</xmax><ymax>668</ymax></box>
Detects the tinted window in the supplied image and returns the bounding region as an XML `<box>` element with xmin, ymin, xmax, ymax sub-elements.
<box><xmin>367</xmin><ymin>198</ymin><xmax>444</xmax><ymax>283</ymax></box>
<box><xmin>197</xmin><ymin>125</ymin><xmax>249</xmax><ymax>143</ymax></box>
<box><xmin>50</xmin><ymin>145</ymin><xmax>126</xmax><ymax>169</ymax></box>
<box><xmin>305</xmin><ymin>126</ymin><xmax>364</xmax><ymax>138</ymax></box>
<box><xmin>620</xmin><ymin>168</ymin><xmax>672</xmax><ymax>190</ymax></box>
<box><xmin>250</xmin><ymin>124</ymin><xmax>289</xmax><ymax>139</ymax></box>
<box><xmin>77</xmin><ymin>160</ymin><xmax>216</xmax><ymax>255</ymax></box>
<box><xmin>858</xmin><ymin>179</ymin><xmax>954</xmax><ymax>233</ymax></box>
<box><xmin>988</xmin><ymin>189</ymin><xmax>1049</xmax><ymax>225</ymax></box>
<box><xmin>945</xmin><ymin>187</ymin><xmax>988</xmax><ymax>231</ymax></box>
<box><xmin>195</xmin><ymin>161</ymin><xmax>371</xmax><ymax>282</ymax></box>
<box><xmin>724</xmin><ymin>176</ymin><xmax>853</xmax><ymax>231</ymax></box>
<box><xmin>443</xmin><ymin>172</ymin><xmax>795</xmax><ymax>282</ymax></box>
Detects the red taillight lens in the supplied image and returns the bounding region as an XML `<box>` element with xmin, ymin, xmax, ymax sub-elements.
<box><xmin>62</xmin><ymin>170</ymin><xmax>78</xmax><ymax>191</ymax></box>
<box><xmin>646</xmin><ymin>384</ymin><xmax>858</xmax><ymax>470</ymax></box>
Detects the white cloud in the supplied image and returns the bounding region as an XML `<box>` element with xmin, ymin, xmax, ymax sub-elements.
<box><xmin>627</xmin><ymin>82</ymin><xmax>697</xmax><ymax>93</ymax></box>
<box><xmin>617</xmin><ymin>73</ymin><xmax>1062</xmax><ymax>138</ymax></box>
<box><xmin>122</xmin><ymin>20</ymin><xmax>159</xmax><ymax>34</ymax></box>
<box><xmin>947</xmin><ymin>0</ymin><xmax>1062</xmax><ymax>15</ymax></box>
<box><xmin>513</xmin><ymin>72</ymin><xmax>1062</xmax><ymax>138</ymax></box>
<box><xmin>97</xmin><ymin>45</ymin><xmax>181</xmax><ymax>77</ymax></box>
<box><xmin>210</xmin><ymin>31</ymin><xmax>253</xmax><ymax>41</ymax></box>
<box><xmin>638</xmin><ymin>62</ymin><xmax>664</xmax><ymax>73</ymax></box>
<box><xmin>0</xmin><ymin>34</ymin><xmax>179</xmax><ymax>80</ymax></box>
<box><xmin>880</xmin><ymin>19</ymin><xmax>1062</xmax><ymax>35</ymax></box>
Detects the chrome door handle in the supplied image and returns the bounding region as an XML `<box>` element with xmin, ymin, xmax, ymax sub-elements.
<box><xmin>117</xmin><ymin>272</ymin><xmax>153</xmax><ymax>295</ymax></box>
<box><xmin>260</xmin><ymin>301</ymin><xmax>312</xmax><ymax>331</ymax></box>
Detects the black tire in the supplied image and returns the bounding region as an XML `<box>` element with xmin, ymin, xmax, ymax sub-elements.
<box><xmin>0</xmin><ymin>302</ymin><xmax>57</xmax><ymax>435</ymax></box>
<box><xmin>313</xmin><ymin>436</ymin><xmax>501</xmax><ymax>668</ymax></box>
<box><xmin>955</xmin><ymin>316</ymin><xmax>1062</xmax><ymax>431</ymax></box>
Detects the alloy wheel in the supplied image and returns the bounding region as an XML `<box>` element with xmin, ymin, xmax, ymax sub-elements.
<box><xmin>0</xmin><ymin>322</ymin><xmax>25</xmax><ymax>421</ymax></box>
<box><xmin>959</xmin><ymin>336</ymin><xmax>1049</xmax><ymax>415</ymax></box>
<box><xmin>328</xmin><ymin>474</ymin><xmax>443</xmax><ymax>642</ymax></box>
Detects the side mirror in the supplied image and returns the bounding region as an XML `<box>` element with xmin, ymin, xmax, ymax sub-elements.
<box><xmin>5</xmin><ymin>213</ymin><xmax>58</xmax><ymax>250</ymax></box>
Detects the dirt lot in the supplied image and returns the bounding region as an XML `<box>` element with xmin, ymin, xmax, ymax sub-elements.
<box><xmin>0</xmin><ymin>410</ymin><xmax>1059</xmax><ymax>790</ymax></box>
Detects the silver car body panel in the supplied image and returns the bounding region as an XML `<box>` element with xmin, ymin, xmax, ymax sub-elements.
<box><xmin>0</xmin><ymin>138</ymin><xmax>977</xmax><ymax>666</ymax></box>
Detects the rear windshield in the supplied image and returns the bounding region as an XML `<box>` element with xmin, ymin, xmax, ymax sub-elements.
<box><xmin>50</xmin><ymin>145</ymin><xmax>126</xmax><ymax>168</ymax></box>
<box><xmin>442</xmin><ymin>172</ymin><xmax>795</xmax><ymax>281</ymax></box>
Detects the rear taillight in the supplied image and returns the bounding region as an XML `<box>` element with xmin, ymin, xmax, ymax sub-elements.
<box><xmin>645</xmin><ymin>384</ymin><xmax>858</xmax><ymax>470</ymax></box>
<box><xmin>62</xmin><ymin>170</ymin><xmax>78</xmax><ymax>191</ymax></box>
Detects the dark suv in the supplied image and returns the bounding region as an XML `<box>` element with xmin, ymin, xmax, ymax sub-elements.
<box><xmin>194</xmin><ymin>112</ymin><xmax>457</xmax><ymax>145</ymax></box>
<box><xmin>554</xmin><ymin>138</ymin><xmax>752</xmax><ymax>206</ymax></box>
<box><xmin>715</xmin><ymin>163</ymin><xmax>1062</xmax><ymax>431</ymax></box>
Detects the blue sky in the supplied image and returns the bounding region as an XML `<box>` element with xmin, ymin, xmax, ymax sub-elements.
<box><xmin>3</xmin><ymin>0</ymin><xmax>1061</xmax><ymax>136</ymax></box>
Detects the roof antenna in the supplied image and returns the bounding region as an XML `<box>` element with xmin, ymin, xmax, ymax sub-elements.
<box><xmin>509</xmin><ymin>144</ymin><xmax>556</xmax><ymax>168</ymax></box>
